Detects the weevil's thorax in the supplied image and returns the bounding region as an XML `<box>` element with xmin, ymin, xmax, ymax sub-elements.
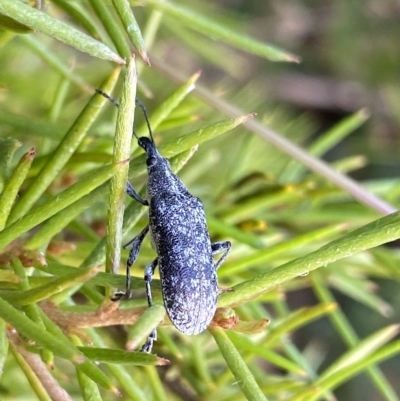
<box><xmin>138</xmin><ymin>137</ymin><xmax>189</xmax><ymax>198</ymax></box>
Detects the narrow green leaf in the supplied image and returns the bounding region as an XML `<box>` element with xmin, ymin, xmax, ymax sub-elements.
<box><xmin>78</xmin><ymin>360</ymin><xmax>120</xmax><ymax>394</ymax></box>
<box><xmin>88</xmin><ymin>329</ymin><xmax>150</xmax><ymax>400</ymax></box>
<box><xmin>0</xmin><ymin>162</ymin><xmax>124</xmax><ymax>249</ymax></box>
<box><xmin>20</xmin><ymin>35</ymin><xmax>92</xmax><ymax>93</ymax></box>
<box><xmin>0</xmin><ymin>14</ymin><xmax>32</xmax><ymax>33</ymax></box>
<box><xmin>143</xmin><ymin>366</ymin><xmax>169</xmax><ymax>401</ymax></box>
<box><xmin>76</xmin><ymin>368</ymin><xmax>103</xmax><ymax>401</ymax></box>
<box><xmin>8</xmin><ymin>67</ymin><xmax>121</xmax><ymax>222</ymax></box>
<box><xmin>207</xmin><ymin>215</ymin><xmax>264</xmax><ymax>249</ymax></box>
<box><xmin>8</xmin><ymin>341</ymin><xmax>54</xmax><ymax>401</ymax></box>
<box><xmin>135</xmin><ymin>70</ymin><xmax>201</xmax><ymax>137</ymax></box>
<box><xmin>0</xmin><ymin>265</ymin><xmax>101</xmax><ymax>305</ymax></box>
<box><xmin>219</xmin><ymin>223</ymin><xmax>347</xmax><ymax>277</ymax></box>
<box><xmin>88</xmin><ymin>0</ymin><xmax>131</xmax><ymax>59</ymax></box>
<box><xmin>10</xmin><ymin>257</ymin><xmax>55</xmax><ymax>371</ymax></box>
<box><xmin>41</xmin><ymin>258</ymin><xmax>158</xmax><ymax>291</ymax></box>
<box><xmin>0</xmin><ymin>319</ymin><xmax>8</xmax><ymax>379</ymax></box>
<box><xmin>264</xmin><ymin>304</ymin><xmax>337</xmax><ymax>347</ymax></box>
<box><xmin>155</xmin><ymin>113</ymin><xmax>255</xmax><ymax>159</ymax></box>
<box><xmin>112</xmin><ymin>0</ymin><xmax>150</xmax><ymax>64</ymax></box>
<box><xmin>42</xmin><ymin>309</ymin><xmax>118</xmax><ymax>393</ymax></box>
<box><xmin>320</xmin><ymin>324</ymin><xmax>400</xmax><ymax>380</ymax></box>
<box><xmin>78</xmin><ymin>346</ymin><xmax>170</xmax><ymax>366</ymax></box>
<box><xmin>144</xmin><ymin>0</ymin><xmax>299</xmax><ymax>62</ymax></box>
<box><xmin>11</xmin><ymin>256</ymin><xmax>46</xmax><ymax>320</ymax></box>
<box><xmin>24</xmin><ymin>183</ymin><xmax>108</xmax><ymax>250</ymax></box>
<box><xmin>311</xmin><ymin>270</ymin><xmax>399</xmax><ymax>401</ymax></box>
<box><xmin>0</xmin><ymin>0</ymin><xmax>125</xmax><ymax>63</ymax></box>
<box><xmin>228</xmin><ymin>331</ymin><xmax>306</xmax><ymax>376</ymax></box>
<box><xmin>165</xmin><ymin>19</ymin><xmax>247</xmax><ymax>78</ymax></box>
<box><xmin>309</xmin><ymin>109</ymin><xmax>370</xmax><ymax>158</ymax></box>
<box><xmin>0</xmin><ymin>148</ymin><xmax>35</xmax><ymax>231</ymax></box>
<box><xmin>217</xmin><ymin>184</ymin><xmax>302</xmax><ymax>223</ymax></box>
<box><xmin>294</xmin><ymin>340</ymin><xmax>400</xmax><ymax>401</ymax></box>
<box><xmin>330</xmin><ymin>273</ymin><xmax>392</xmax><ymax>316</ymax></box>
<box><xmin>0</xmin><ymin>137</ymin><xmax>21</xmax><ymax>184</ymax></box>
<box><xmin>0</xmin><ymin>107</ymin><xmax>68</xmax><ymax>141</ymax></box>
<box><xmin>281</xmin><ymin>109</ymin><xmax>370</xmax><ymax>182</ymax></box>
<box><xmin>220</xmin><ymin>211</ymin><xmax>400</xmax><ymax>308</ymax></box>
<box><xmin>126</xmin><ymin>304</ymin><xmax>165</xmax><ymax>351</ymax></box>
<box><xmin>211</xmin><ymin>328</ymin><xmax>269</xmax><ymax>401</ymax></box>
<box><xmin>50</xmin><ymin>0</ymin><xmax>102</xmax><ymax>40</ymax></box>
<box><xmin>106</xmin><ymin>57</ymin><xmax>137</xmax><ymax>277</ymax></box>
<box><xmin>0</xmin><ymin>297</ymin><xmax>82</xmax><ymax>361</ymax></box>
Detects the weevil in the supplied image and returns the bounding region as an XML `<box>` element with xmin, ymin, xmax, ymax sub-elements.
<box><xmin>97</xmin><ymin>89</ymin><xmax>231</xmax><ymax>352</ymax></box>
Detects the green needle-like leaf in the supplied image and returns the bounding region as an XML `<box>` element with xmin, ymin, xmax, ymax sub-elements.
<box><xmin>0</xmin><ymin>161</ymin><xmax>124</xmax><ymax>249</ymax></box>
<box><xmin>211</xmin><ymin>327</ymin><xmax>268</xmax><ymax>401</ymax></box>
<box><xmin>0</xmin><ymin>297</ymin><xmax>83</xmax><ymax>361</ymax></box>
<box><xmin>0</xmin><ymin>148</ymin><xmax>35</xmax><ymax>230</ymax></box>
<box><xmin>112</xmin><ymin>0</ymin><xmax>150</xmax><ymax>64</ymax></box>
<box><xmin>106</xmin><ymin>57</ymin><xmax>137</xmax><ymax>277</ymax></box>
<box><xmin>8</xmin><ymin>67</ymin><xmax>121</xmax><ymax>222</ymax></box>
<box><xmin>0</xmin><ymin>265</ymin><xmax>101</xmax><ymax>305</ymax></box>
<box><xmin>0</xmin><ymin>0</ymin><xmax>125</xmax><ymax>63</ymax></box>
<box><xmin>220</xmin><ymin>211</ymin><xmax>400</xmax><ymax>307</ymax></box>
<box><xmin>78</xmin><ymin>346</ymin><xmax>170</xmax><ymax>365</ymax></box>
<box><xmin>0</xmin><ymin>137</ymin><xmax>21</xmax><ymax>184</ymax></box>
<box><xmin>126</xmin><ymin>304</ymin><xmax>166</xmax><ymax>351</ymax></box>
<box><xmin>144</xmin><ymin>0</ymin><xmax>299</xmax><ymax>63</ymax></box>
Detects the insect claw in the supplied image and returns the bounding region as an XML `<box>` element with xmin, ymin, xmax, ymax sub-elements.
<box><xmin>111</xmin><ymin>290</ymin><xmax>132</xmax><ymax>301</ymax></box>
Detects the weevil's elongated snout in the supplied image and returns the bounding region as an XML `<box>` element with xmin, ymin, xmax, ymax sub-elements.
<box><xmin>138</xmin><ymin>136</ymin><xmax>160</xmax><ymax>159</ymax></box>
<box><xmin>138</xmin><ymin>136</ymin><xmax>156</xmax><ymax>153</ymax></box>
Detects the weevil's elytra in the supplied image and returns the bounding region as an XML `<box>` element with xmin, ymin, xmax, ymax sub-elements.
<box><xmin>97</xmin><ymin>90</ymin><xmax>231</xmax><ymax>352</ymax></box>
<box><xmin>150</xmin><ymin>193</ymin><xmax>218</xmax><ymax>335</ymax></box>
<box><xmin>124</xmin><ymin>135</ymin><xmax>231</xmax><ymax>352</ymax></box>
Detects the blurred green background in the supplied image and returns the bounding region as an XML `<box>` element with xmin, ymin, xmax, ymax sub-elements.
<box><xmin>0</xmin><ymin>1</ymin><xmax>400</xmax><ymax>400</ymax></box>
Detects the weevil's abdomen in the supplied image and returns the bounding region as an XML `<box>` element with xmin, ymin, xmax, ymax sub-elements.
<box><xmin>160</xmin><ymin>257</ymin><xmax>218</xmax><ymax>334</ymax></box>
<box><xmin>149</xmin><ymin>194</ymin><xmax>219</xmax><ymax>335</ymax></box>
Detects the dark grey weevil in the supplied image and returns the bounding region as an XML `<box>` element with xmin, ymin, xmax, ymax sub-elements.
<box><xmin>97</xmin><ymin>89</ymin><xmax>231</xmax><ymax>353</ymax></box>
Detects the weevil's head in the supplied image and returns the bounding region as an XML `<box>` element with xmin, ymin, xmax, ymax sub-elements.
<box><xmin>137</xmin><ymin>135</ymin><xmax>187</xmax><ymax>196</ymax></box>
<box><xmin>137</xmin><ymin>136</ymin><xmax>164</xmax><ymax>169</ymax></box>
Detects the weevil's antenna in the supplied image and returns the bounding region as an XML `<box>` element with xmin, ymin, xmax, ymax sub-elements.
<box><xmin>96</xmin><ymin>89</ymin><xmax>120</xmax><ymax>108</ymax></box>
<box><xmin>135</xmin><ymin>98</ymin><xmax>154</xmax><ymax>144</ymax></box>
<box><xmin>95</xmin><ymin>89</ymin><xmax>154</xmax><ymax>143</ymax></box>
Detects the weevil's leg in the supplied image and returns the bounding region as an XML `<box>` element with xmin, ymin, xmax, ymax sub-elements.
<box><xmin>140</xmin><ymin>329</ymin><xmax>157</xmax><ymax>353</ymax></box>
<box><xmin>211</xmin><ymin>241</ymin><xmax>231</xmax><ymax>270</ymax></box>
<box><xmin>143</xmin><ymin>257</ymin><xmax>158</xmax><ymax>307</ymax></box>
<box><xmin>111</xmin><ymin>226</ymin><xmax>149</xmax><ymax>301</ymax></box>
<box><xmin>126</xmin><ymin>182</ymin><xmax>149</xmax><ymax>206</ymax></box>
<box><xmin>140</xmin><ymin>258</ymin><xmax>158</xmax><ymax>353</ymax></box>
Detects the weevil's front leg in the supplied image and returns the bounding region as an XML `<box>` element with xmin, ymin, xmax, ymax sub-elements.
<box><xmin>126</xmin><ymin>182</ymin><xmax>149</xmax><ymax>206</ymax></box>
<box><xmin>140</xmin><ymin>258</ymin><xmax>159</xmax><ymax>353</ymax></box>
<box><xmin>112</xmin><ymin>225</ymin><xmax>149</xmax><ymax>301</ymax></box>
<box><xmin>211</xmin><ymin>241</ymin><xmax>231</xmax><ymax>270</ymax></box>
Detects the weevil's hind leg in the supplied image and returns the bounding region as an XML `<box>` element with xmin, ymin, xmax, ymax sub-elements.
<box><xmin>111</xmin><ymin>226</ymin><xmax>149</xmax><ymax>301</ymax></box>
<box><xmin>211</xmin><ymin>241</ymin><xmax>231</xmax><ymax>270</ymax></box>
<box><xmin>126</xmin><ymin>182</ymin><xmax>149</xmax><ymax>206</ymax></box>
<box><xmin>140</xmin><ymin>329</ymin><xmax>157</xmax><ymax>353</ymax></box>
<box><xmin>140</xmin><ymin>258</ymin><xmax>158</xmax><ymax>352</ymax></box>
<box><xmin>143</xmin><ymin>257</ymin><xmax>158</xmax><ymax>307</ymax></box>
